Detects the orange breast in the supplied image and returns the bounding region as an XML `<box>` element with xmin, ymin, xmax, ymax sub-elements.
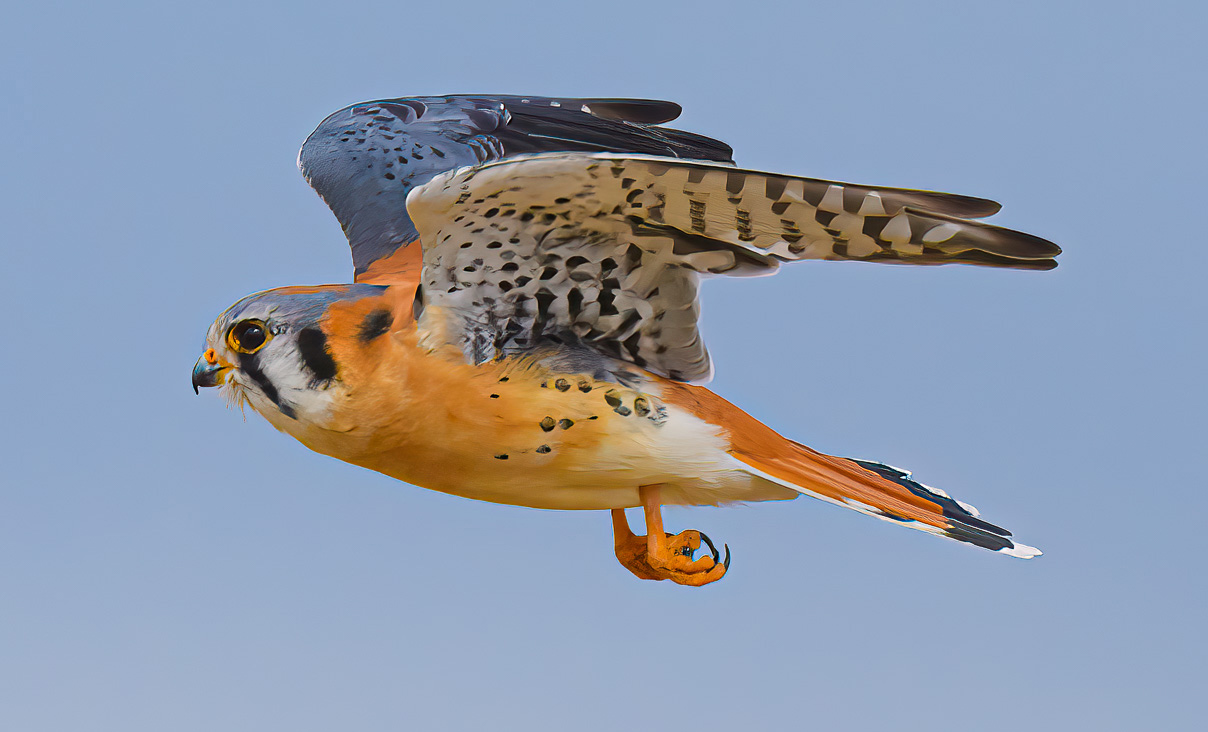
<box><xmin>261</xmin><ymin>284</ymin><xmax>729</xmax><ymax>508</ymax></box>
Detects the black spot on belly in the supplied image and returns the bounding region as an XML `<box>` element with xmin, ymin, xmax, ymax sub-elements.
<box><xmin>494</xmin><ymin>454</ymin><xmax>509</xmax><ymax>460</ymax></box>
<box><xmin>358</xmin><ymin>309</ymin><xmax>394</xmax><ymax>342</ymax></box>
<box><xmin>554</xmin><ymin>378</ymin><xmax>570</xmax><ymax>392</ymax></box>
<box><xmin>558</xmin><ymin>418</ymin><xmax>574</xmax><ymax>430</ymax></box>
<box><xmin>298</xmin><ymin>328</ymin><xmax>338</xmax><ymax>382</ymax></box>
<box><xmin>540</xmin><ymin>417</ymin><xmax>556</xmax><ymax>432</ymax></box>
<box><xmin>536</xmin><ymin>445</ymin><xmax>551</xmax><ymax>454</ymax></box>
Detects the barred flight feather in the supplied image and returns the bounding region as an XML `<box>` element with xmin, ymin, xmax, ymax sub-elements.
<box><xmin>406</xmin><ymin>153</ymin><xmax>1059</xmax><ymax>382</ymax></box>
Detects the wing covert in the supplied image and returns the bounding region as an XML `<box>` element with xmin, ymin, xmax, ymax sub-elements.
<box><xmin>297</xmin><ymin>95</ymin><xmax>734</xmax><ymax>280</ymax></box>
<box><xmin>406</xmin><ymin>153</ymin><xmax>1060</xmax><ymax>382</ymax></box>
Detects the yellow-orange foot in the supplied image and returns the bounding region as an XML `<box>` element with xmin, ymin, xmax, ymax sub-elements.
<box><xmin>611</xmin><ymin>485</ymin><xmax>730</xmax><ymax>587</ymax></box>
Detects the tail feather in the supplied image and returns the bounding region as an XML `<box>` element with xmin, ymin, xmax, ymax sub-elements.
<box><xmin>737</xmin><ymin>449</ymin><xmax>1041</xmax><ymax>558</ymax></box>
<box><xmin>848</xmin><ymin>459</ymin><xmax>1040</xmax><ymax>558</ymax></box>
<box><xmin>658</xmin><ymin>381</ymin><xmax>1041</xmax><ymax>558</ymax></box>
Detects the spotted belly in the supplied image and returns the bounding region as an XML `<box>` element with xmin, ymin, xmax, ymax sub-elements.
<box><xmin>289</xmin><ymin>367</ymin><xmax>786</xmax><ymax>509</ymax></box>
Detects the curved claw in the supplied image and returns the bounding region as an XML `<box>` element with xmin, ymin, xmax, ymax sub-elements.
<box><xmin>698</xmin><ymin>531</ymin><xmax>721</xmax><ymax>565</ymax></box>
<box><xmin>722</xmin><ymin>543</ymin><xmax>731</xmax><ymax>571</ymax></box>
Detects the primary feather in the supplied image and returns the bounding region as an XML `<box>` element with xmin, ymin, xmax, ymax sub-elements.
<box><xmin>405</xmin><ymin>153</ymin><xmax>1060</xmax><ymax>382</ymax></box>
<box><xmin>298</xmin><ymin>95</ymin><xmax>733</xmax><ymax>275</ymax></box>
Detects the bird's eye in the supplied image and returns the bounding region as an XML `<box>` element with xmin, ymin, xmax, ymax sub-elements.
<box><xmin>228</xmin><ymin>320</ymin><xmax>269</xmax><ymax>354</ymax></box>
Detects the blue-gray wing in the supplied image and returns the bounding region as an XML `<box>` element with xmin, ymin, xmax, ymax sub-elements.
<box><xmin>298</xmin><ymin>95</ymin><xmax>735</xmax><ymax>277</ymax></box>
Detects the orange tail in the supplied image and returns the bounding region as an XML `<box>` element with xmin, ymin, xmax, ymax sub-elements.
<box><xmin>661</xmin><ymin>382</ymin><xmax>1040</xmax><ymax>558</ymax></box>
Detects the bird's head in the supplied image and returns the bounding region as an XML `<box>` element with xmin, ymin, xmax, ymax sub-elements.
<box><xmin>193</xmin><ymin>284</ymin><xmax>393</xmax><ymax>428</ymax></box>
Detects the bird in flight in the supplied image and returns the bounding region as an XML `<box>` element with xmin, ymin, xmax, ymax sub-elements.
<box><xmin>193</xmin><ymin>95</ymin><xmax>1057</xmax><ymax>586</ymax></box>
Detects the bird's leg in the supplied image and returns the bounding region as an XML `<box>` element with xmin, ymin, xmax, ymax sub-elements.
<box><xmin>612</xmin><ymin>508</ymin><xmax>662</xmax><ymax>581</ymax></box>
<box><xmin>610</xmin><ymin>484</ymin><xmax>730</xmax><ymax>587</ymax></box>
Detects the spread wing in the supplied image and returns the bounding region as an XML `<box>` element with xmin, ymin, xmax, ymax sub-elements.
<box><xmin>406</xmin><ymin>153</ymin><xmax>1060</xmax><ymax>382</ymax></box>
<box><xmin>297</xmin><ymin>95</ymin><xmax>734</xmax><ymax>278</ymax></box>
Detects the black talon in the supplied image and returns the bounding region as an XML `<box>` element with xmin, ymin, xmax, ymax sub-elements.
<box><xmin>698</xmin><ymin>531</ymin><xmax>721</xmax><ymax>565</ymax></box>
<box><xmin>722</xmin><ymin>544</ymin><xmax>731</xmax><ymax>571</ymax></box>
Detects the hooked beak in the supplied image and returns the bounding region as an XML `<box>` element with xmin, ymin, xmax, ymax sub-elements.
<box><xmin>192</xmin><ymin>349</ymin><xmax>229</xmax><ymax>394</ymax></box>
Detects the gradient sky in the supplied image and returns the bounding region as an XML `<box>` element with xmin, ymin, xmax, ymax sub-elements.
<box><xmin>3</xmin><ymin>1</ymin><xmax>1204</xmax><ymax>729</ymax></box>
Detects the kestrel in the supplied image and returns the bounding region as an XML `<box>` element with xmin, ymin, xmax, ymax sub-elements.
<box><xmin>193</xmin><ymin>95</ymin><xmax>1057</xmax><ymax>586</ymax></box>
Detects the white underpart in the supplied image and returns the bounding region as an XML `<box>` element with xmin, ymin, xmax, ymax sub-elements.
<box><xmin>553</xmin><ymin>399</ymin><xmax>770</xmax><ymax>508</ymax></box>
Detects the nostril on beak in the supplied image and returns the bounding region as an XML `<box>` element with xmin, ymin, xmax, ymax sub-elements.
<box><xmin>192</xmin><ymin>354</ymin><xmax>226</xmax><ymax>394</ymax></box>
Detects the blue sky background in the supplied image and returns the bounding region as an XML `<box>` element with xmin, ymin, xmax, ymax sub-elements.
<box><xmin>3</xmin><ymin>1</ymin><xmax>1204</xmax><ymax>729</ymax></box>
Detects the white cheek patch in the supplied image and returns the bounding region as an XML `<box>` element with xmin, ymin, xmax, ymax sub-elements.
<box><xmin>221</xmin><ymin>344</ymin><xmax>341</xmax><ymax>429</ymax></box>
<box><xmin>258</xmin><ymin>350</ymin><xmax>340</xmax><ymax>423</ymax></box>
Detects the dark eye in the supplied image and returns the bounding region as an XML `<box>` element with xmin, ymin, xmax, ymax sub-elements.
<box><xmin>228</xmin><ymin>320</ymin><xmax>269</xmax><ymax>354</ymax></box>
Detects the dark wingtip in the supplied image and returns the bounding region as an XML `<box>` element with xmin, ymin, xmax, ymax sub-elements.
<box><xmin>899</xmin><ymin>206</ymin><xmax>1062</xmax><ymax>268</ymax></box>
<box><xmin>902</xmin><ymin>191</ymin><xmax>1003</xmax><ymax>219</ymax></box>
<box><xmin>947</xmin><ymin>249</ymin><xmax>1061</xmax><ymax>270</ymax></box>
<box><xmin>950</xmin><ymin>196</ymin><xmax>1002</xmax><ymax>219</ymax></box>
<box><xmin>578</xmin><ymin>98</ymin><xmax>683</xmax><ymax>124</ymax></box>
